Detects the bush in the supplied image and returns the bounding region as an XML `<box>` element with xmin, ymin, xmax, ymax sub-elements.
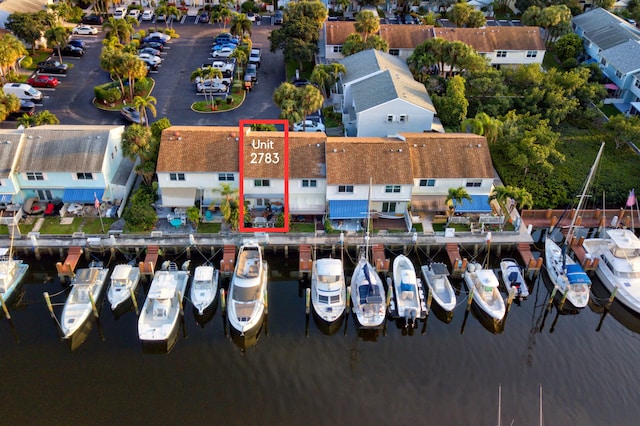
<box><xmin>20</xmin><ymin>56</ymin><xmax>33</xmax><ymax>68</ymax></box>
<box><xmin>241</xmin><ymin>1</ymin><xmax>259</xmax><ymax>13</ymax></box>
<box><xmin>123</xmin><ymin>184</ymin><xmax>159</xmax><ymax>233</ymax></box>
<box><xmin>104</xmin><ymin>88</ymin><xmax>122</xmax><ymax>104</ymax></box>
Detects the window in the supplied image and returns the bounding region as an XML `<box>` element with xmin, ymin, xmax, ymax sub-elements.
<box><xmin>37</xmin><ymin>189</ymin><xmax>53</xmax><ymax>200</ymax></box>
<box><xmin>382</xmin><ymin>202</ymin><xmax>396</xmax><ymax>213</ymax></box>
<box><xmin>526</xmin><ymin>50</ymin><xmax>537</xmax><ymax>58</ymax></box>
<box><xmin>387</xmin><ymin>114</ymin><xmax>394</xmax><ymax>123</ymax></box>
<box><xmin>218</xmin><ymin>173</ymin><xmax>234</xmax><ymax>181</ymax></box>
<box><xmin>338</xmin><ymin>185</ymin><xmax>353</xmax><ymax>193</ymax></box>
<box><xmin>254</xmin><ymin>179</ymin><xmax>270</xmax><ymax>187</ymax></box>
<box><xmin>496</xmin><ymin>50</ymin><xmax>507</xmax><ymax>58</ymax></box>
<box><xmin>419</xmin><ymin>179</ymin><xmax>435</xmax><ymax>187</ymax></box>
<box><xmin>635</xmin><ymin>79</ymin><xmax>640</xmax><ymax>89</ymax></box>
<box><xmin>76</xmin><ymin>172</ymin><xmax>93</xmax><ymax>180</ymax></box>
<box><xmin>169</xmin><ymin>173</ymin><xmax>185</xmax><ymax>181</ymax></box>
<box><xmin>615</xmin><ymin>70</ymin><xmax>623</xmax><ymax>79</ymax></box>
<box><xmin>385</xmin><ymin>185</ymin><xmax>401</xmax><ymax>193</ymax></box>
<box><xmin>601</xmin><ymin>58</ymin><xmax>607</xmax><ymax>66</ymax></box>
<box><xmin>26</xmin><ymin>172</ymin><xmax>44</xmax><ymax>181</ymax></box>
<box><xmin>333</xmin><ymin>45</ymin><xmax>342</xmax><ymax>53</ymax></box>
<box><xmin>302</xmin><ymin>179</ymin><xmax>317</xmax><ymax>188</ymax></box>
<box><xmin>399</xmin><ymin>114</ymin><xmax>408</xmax><ymax>123</ymax></box>
<box><xmin>466</xmin><ymin>180</ymin><xmax>481</xmax><ymax>188</ymax></box>
<box><xmin>389</xmin><ymin>49</ymin><xmax>399</xmax><ymax>56</ymax></box>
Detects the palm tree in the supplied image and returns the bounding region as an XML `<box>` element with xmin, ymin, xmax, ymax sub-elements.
<box><xmin>103</xmin><ymin>17</ymin><xmax>133</xmax><ymax>44</ymax></box>
<box><xmin>44</xmin><ymin>26</ymin><xmax>68</xmax><ymax>63</ymax></box>
<box><xmin>297</xmin><ymin>84</ymin><xmax>324</xmax><ymax>131</ymax></box>
<box><xmin>230</xmin><ymin>13</ymin><xmax>252</xmax><ymax>38</ymax></box>
<box><xmin>191</xmin><ymin>67</ymin><xmax>223</xmax><ymax>106</ymax></box>
<box><xmin>489</xmin><ymin>185</ymin><xmax>512</xmax><ymax>217</ymax></box>
<box><xmin>0</xmin><ymin>33</ymin><xmax>27</xmax><ymax>83</ymax></box>
<box><xmin>310</xmin><ymin>65</ymin><xmax>330</xmax><ymax>98</ymax></box>
<box><xmin>354</xmin><ymin>10</ymin><xmax>379</xmax><ymax>41</ymax></box>
<box><xmin>445</xmin><ymin>187</ymin><xmax>472</xmax><ymax>216</ymax></box>
<box><xmin>213</xmin><ymin>183</ymin><xmax>240</xmax><ymax>230</ymax></box>
<box><xmin>229</xmin><ymin>47</ymin><xmax>247</xmax><ymax>79</ymax></box>
<box><xmin>273</xmin><ymin>82</ymin><xmax>304</xmax><ymax>127</ymax></box>
<box><xmin>134</xmin><ymin>95</ymin><xmax>157</xmax><ymax>127</ymax></box>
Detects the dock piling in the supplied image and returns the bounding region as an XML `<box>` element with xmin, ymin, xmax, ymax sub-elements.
<box><xmin>0</xmin><ymin>294</ymin><xmax>10</xmax><ymax>320</ymax></box>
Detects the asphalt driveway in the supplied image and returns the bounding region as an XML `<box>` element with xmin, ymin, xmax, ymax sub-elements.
<box><xmin>25</xmin><ymin>18</ymin><xmax>285</xmax><ymax>127</ymax></box>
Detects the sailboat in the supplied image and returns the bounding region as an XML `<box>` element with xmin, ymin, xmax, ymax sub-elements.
<box><xmin>0</xmin><ymin>224</ymin><xmax>29</xmax><ymax>307</ymax></box>
<box><xmin>545</xmin><ymin>142</ymin><xmax>604</xmax><ymax>309</ymax></box>
<box><xmin>350</xmin><ymin>178</ymin><xmax>386</xmax><ymax>329</ymax></box>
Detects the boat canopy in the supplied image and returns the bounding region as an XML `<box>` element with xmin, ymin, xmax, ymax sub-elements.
<box><xmin>75</xmin><ymin>268</ymin><xmax>100</xmax><ymax>285</ymax></box>
<box><xmin>149</xmin><ymin>273</ymin><xmax>178</xmax><ymax>299</ymax></box>
<box><xmin>111</xmin><ymin>264</ymin><xmax>132</xmax><ymax>281</ymax></box>
<box><xmin>566</xmin><ymin>264</ymin><xmax>591</xmax><ymax>285</ymax></box>
<box><xmin>194</xmin><ymin>265</ymin><xmax>214</xmax><ymax>281</ymax></box>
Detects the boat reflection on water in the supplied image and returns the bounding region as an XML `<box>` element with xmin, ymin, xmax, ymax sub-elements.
<box><xmin>67</xmin><ymin>313</ymin><xmax>104</xmax><ymax>351</ymax></box>
<box><xmin>431</xmin><ymin>303</ymin><xmax>455</xmax><ymax>324</ymax></box>
<box><xmin>589</xmin><ymin>277</ymin><xmax>640</xmax><ymax>334</ymax></box>
<box><xmin>230</xmin><ymin>316</ymin><xmax>266</xmax><ymax>351</ymax></box>
<box><xmin>539</xmin><ymin>268</ymin><xmax>581</xmax><ymax>316</ymax></box>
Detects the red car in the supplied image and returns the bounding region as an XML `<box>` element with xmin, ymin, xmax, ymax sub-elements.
<box><xmin>27</xmin><ymin>75</ymin><xmax>59</xmax><ymax>88</ymax></box>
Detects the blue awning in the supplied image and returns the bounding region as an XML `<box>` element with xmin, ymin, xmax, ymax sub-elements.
<box><xmin>329</xmin><ymin>200</ymin><xmax>368</xmax><ymax>219</ymax></box>
<box><xmin>0</xmin><ymin>194</ymin><xmax>13</xmax><ymax>203</ymax></box>
<box><xmin>63</xmin><ymin>188</ymin><xmax>104</xmax><ymax>203</ymax></box>
<box><xmin>453</xmin><ymin>194</ymin><xmax>492</xmax><ymax>213</ymax></box>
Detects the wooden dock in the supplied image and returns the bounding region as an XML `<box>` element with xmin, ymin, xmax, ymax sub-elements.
<box><xmin>220</xmin><ymin>245</ymin><xmax>236</xmax><ymax>276</ymax></box>
<box><xmin>517</xmin><ymin>242</ymin><xmax>543</xmax><ymax>274</ymax></box>
<box><xmin>446</xmin><ymin>243</ymin><xmax>467</xmax><ymax>278</ymax></box>
<box><xmin>55</xmin><ymin>246</ymin><xmax>82</xmax><ymax>279</ymax></box>
<box><xmin>139</xmin><ymin>245</ymin><xmax>159</xmax><ymax>277</ymax></box>
<box><xmin>372</xmin><ymin>244</ymin><xmax>389</xmax><ymax>273</ymax></box>
<box><xmin>299</xmin><ymin>244</ymin><xmax>312</xmax><ymax>277</ymax></box>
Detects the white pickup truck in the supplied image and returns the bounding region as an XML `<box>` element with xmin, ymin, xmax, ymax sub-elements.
<box><xmin>249</xmin><ymin>48</ymin><xmax>261</xmax><ymax>67</ymax></box>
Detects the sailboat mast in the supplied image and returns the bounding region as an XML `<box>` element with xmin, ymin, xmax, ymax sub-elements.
<box><xmin>364</xmin><ymin>177</ymin><xmax>372</xmax><ymax>262</ymax></box>
<box><xmin>566</xmin><ymin>142</ymin><xmax>605</xmax><ymax>245</ymax></box>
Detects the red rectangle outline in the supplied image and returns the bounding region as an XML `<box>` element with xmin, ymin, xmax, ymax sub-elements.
<box><xmin>238</xmin><ymin>120</ymin><xmax>289</xmax><ymax>233</ymax></box>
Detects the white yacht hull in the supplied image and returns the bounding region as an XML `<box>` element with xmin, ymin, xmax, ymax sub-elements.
<box><xmin>311</xmin><ymin>258</ymin><xmax>346</xmax><ymax>324</ymax></box>
<box><xmin>420</xmin><ymin>263</ymin><xmax>456</xmax><ymax>313</ymax></box>
<box><xmin>0</xmin><ymin>259</ymin><xmax>29</xmax><ymax>306</ymax></box>
<box><xmin>392</xmin><ymin>255</ymin><xmax>423</xmax><ymax>324</ymax></box>
<box><xmin>107</xmin><ymin>264</ymin><xmax>141</xmax><ymax>312</ymax></box>
<box><xmin>228</xmin><ymin>244</ymin><xmax>268</xmax><ymax>336</ymax></box>
<box><xmin>464</xmin><ymin>264</ymin><xmax>505</xmax><ymax>324</ymax></box>
<box><xmin>350</xmin><ymin>256</ymin><xmax>386</xmax><ymax>328</ymax></box>
<box><xmin>60</xmin><ymin>266</ymin><xmax>109</xmax><ymax>338</ymax></box>
<box><xmin>545</xmin><ymin>238</ymin><xmax>591</xmax><ymax>309</ymax></box>
<box><xmin>499</xmin><ymin>258</ymin><xmax>529</xmax><ymax>299</ymax></box>
<box><xmin>190</xmin><ymin>265</ymin><xmax>219</xmax><ymax>315</ymax></box>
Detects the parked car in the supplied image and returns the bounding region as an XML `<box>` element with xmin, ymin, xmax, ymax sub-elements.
<box><xmin>3</xmin><ymin>83</ymin><xmax>43</xmax><ymax>101</ymax></box>
<box><xmin>139</xmin><ymin>47</ymin><xmax>161</xmax><ymax>57</ymax></box>
<box><xmin>73</xmin><ymin>25</ymin><xmax>98</xmax><ymax>35</ymax></box>
<box><xmin>128</xmin><ymin>9</ymin><xmax>141</xmax><ymax>20</ymax></box>
<box><xmin>274</xmin><ymin>10</ymin><xmax>284</xmax><ymax>25</ymax></box>
<box><xmin>246</xmin><ymin>12</ymin><xmax>256</xmax><ymax>22</ymax></box>
<box><xmin>292</xmin><ymin>79</ymin><xmax>312</xmax><ymax>87</ymax></box>
<box><xmin>7</xmin><ymin>101</ymin><xmax>36</xmax><ymax>120</ymax></box>
<box><xmin>141</xmin><ymin>10</ymin><xmax>154</xmax><ymax>21</ymax></box>
<box><xmin>156</xmin><ymin>14</ymin><xmax>167</xmax><ymax>22</ymax></box>
<box><xmin>199</xmin><ymin>12</ymin><xmax>210</xmax><ymax>23</ymax></box>
<box><xmin>215</xmin><ymin>32</ymin><xmax>238</xmax><ymax>45</ymax></box>
<box><xmin>140</xmin><ymin>41</ymin><xmax>164</xmax><ymax>51</ymax></box>
<box><xmin>60</xmin><ymin>45</ymin><xmax>85</xmax><ymax>57</ymax></box>
<box><xmin>120</xmin><ymin>106</ymin><xmax>146</xmax><ymax>125</ymax></box>
<box><xmin>212</xmin><ymin>43</ymin><xmax>237</xmax><ymax>52</ymax></box>
<box><xmin>37</xmin><ymin>60</ymin><xmax>68</xmax><ymax>74</ymax></box>
<box><xmin>113</xmin><ymin>7</ymin><xmax>127</xmax><ymax>19</ymax></box>
<box><xmin>245</xmin><ymin>63</ymin><xmax>257</xmax><ymax>82</ymax></box>
<box><xmin>68</xmin><ymin>39</ymin><xmax>86</xmax><ymax>49</ymax></box>
<box><xmin>138</xmin><ymin>53</ymin><xmax>162</xmax><ymax>66</ymax></box>
<box><xmin>81</xmin><ymin>14</ymin><xmax>103</xmax><ymax>25</ymax></box>
<box><xmin>212</xmin><ymin>47</ymin><xmax>235</xmax><ymax>58</ymax></box>
<box><xmin>293</xmin><ymin>120</ymin><xmax>326</xmax><ymax>132</ymax></box>
<box><xmin>142</xmin><ymin>35</ymin><xmax>167</xmax><ymax>45</ymax></box>
<box><xmin>196</xmin><ymin>81</ymin><xmax>228</xmax><ymax>93</ymax></box>
<box><xmin>148</xmin><ymin>32</ymin><xmax>170</xmax><ymax>42</ymax></box>
<box><xmin>27</xmin><ymin>75</ymin><xmax>59</xmax><ymax>88</ymax></box>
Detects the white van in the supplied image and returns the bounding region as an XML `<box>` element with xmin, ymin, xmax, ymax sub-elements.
<box><xmin>3</xmin><ymin>83</ymin><xmax>43</xmax><ymax>102</ymax></box>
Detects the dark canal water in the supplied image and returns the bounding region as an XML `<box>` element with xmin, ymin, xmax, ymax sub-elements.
<box><xmin>2</xmin><ymin>244</ymin><xmax>640</xmax><ymax>425</ymax></box>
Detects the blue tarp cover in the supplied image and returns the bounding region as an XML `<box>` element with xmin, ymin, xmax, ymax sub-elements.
<box><xmin>62</xmin><ymin>188</ymin><xmax>104</xmax><ymax>203</ymax></box>
<box><xmin>453</xmin><ymin>194</ymin><xmax>492</xmax><ymax>213</ymax></box>
<box><xmin>566</xmin><ymin>264</ymin><xmax>591</xmax><ymax>285</ymax></box>
<box><xmin>329</xmin><ymin>199</ymin><xmax>368</xmax><ymax>219</ymax></box>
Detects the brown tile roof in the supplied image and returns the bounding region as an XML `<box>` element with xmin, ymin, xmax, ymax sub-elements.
<box><xmin>241</xmin><ymin>130</ymin><xmax>286</xmax><ymax>178</ymax></box>
<box><xmin>325</xmin><ymin>21</ymin><xmax>356</xmax><ymax>45</ymax></box>
<box><xmin>404</xmin><ymin>133</ymin><xmax>493</xmax><ymax>179</ymax></box>
<box><xmin>288</xmin><ymin>133</ymin><xmax>326</xmax><ymax>179</ymax></box>
<box><xmin>326</xmin><ymin>137</ymin><xmax>413</xmax><ymax>185</ymax></box>
<box><xmin>433</xmin><ymin>26</ymin><xmax>545</xmax><ymax>52</ymax></box>
<box><xmin>378</xmin><ymin>24</ymin><xmax>434</xmax><ymax>48</ymax></box>
<box><xmin>157</xmin><ymin>126</ymin><xmax>239</xmax><ymax>172</ymax></box>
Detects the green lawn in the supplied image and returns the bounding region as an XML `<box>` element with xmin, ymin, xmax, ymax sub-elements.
<box><xmin>290</xmin><ymin>223</ymin><xmax>315</xmax><ymax>232</ymax></box>
<box><xmin>286</xmin><ymin>60</ymin><xmax>314</xmax><ymax>81</ymax></box>
<box><xmin>600</xmin><ymin>104</ymin><xmax>623</xmax><ymax>118</ymax></box>
<box><xmin>38</xmin><ymin>217</ymin><xmax>82</xmax><ymax>234</ymax></box>
<box><xmin>82</xmin><ymin>218</ymin><xmax>117</xmax><ymax>234</ymax></box>
<box><xmin>197</xmin><ymin>222</ymin><xmax>221</xmax><ymax>233</ymax></box>
<box><xmin>542</xmin><ymin>50</ymin><xmax>561</xmax><ymax>70</ymax></box>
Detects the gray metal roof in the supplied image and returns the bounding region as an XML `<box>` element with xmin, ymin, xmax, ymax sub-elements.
<box><xmin>17</xmin><ymin>125</ymin><xmax>120</xmax><ymax>172</ymax></box>
<box><xmin>601</xmin><ymin>40</ymin><xmax>640</xmax><ymax>74</ymax></box>
<box><xmin>351</xmin><ymin>70</ymin><xmax>435</xmax><ymax>113</ymax></box>
<box><xmin>573</xmin><ymin>7</ymin><xmax>640</xmax><ymax>50</ymax></box>
<box><xmin>338</xmin><ymin>49</ymin><xmax>410</xmax><ymax>85</ymax></box>
<box><xmin>0</xmin><ymin>129</ymin><xmax>24</xmax><ymax>178</ymax></box>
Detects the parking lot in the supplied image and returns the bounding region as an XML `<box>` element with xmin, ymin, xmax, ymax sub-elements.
<box><xmin>21</xmin><ymin>17</ymin><xmax>285</xmax><ymax>127</ymax></box>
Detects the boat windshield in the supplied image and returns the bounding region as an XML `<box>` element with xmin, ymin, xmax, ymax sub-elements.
<box><xmin>232</xmin><ymin>284</ymin><xmax>261</xmax><ymax>302</ymax></box>
<box><xmin>319</xmin><ymin>274</ymin><xmax>340</xmax><ymax>283</ymax></box>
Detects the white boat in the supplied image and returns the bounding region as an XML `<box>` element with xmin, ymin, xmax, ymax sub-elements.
<box><xmin>190</xmin><ymin>264</ymin><xmax>219</xmax><ymax>315</ymax></box>
<box><xmin>421</xmin><ymin>263</ymin><xmax>456</xmax><ymax>313</ymax></box>
<box><xmin>351</xmin><ymin>255</ymin><xmax>386</xmax><ymax>328</ymax></box>
<box><xmin>583</xmin><ymin>228</ymin><xmax>640</xmax><ymax>315</ymax></box>
<box><xmin>464</xmin><ymin>262</ymin><xmax>505</xmax><ymax>325</ymax></box>
<box><xmin>106</xmin><ymin>264</ymin><xmax>141</xmax><ymax>312</ymax></box>
<box><xmin>311</xmin><ymin>258</ymin><xmax>346</xmax><ymax>324</ymax></box>
<box><xmin>227</xmin><ymin>243</ymin><xmax>268</xmax><ymax>336</ymax></box>
<box><xmin>60</xmin><ymin>263</ymin><xmax>109</xmax><ymax>338</ymax></box>
<box><xmin>392</xmin><ymin>255</ymin><xmax>423</xmax><ymax>327</ymax></box>
<box><xmin>0</xmin><ymin>247</ymin><xmax>29</xmax><ymax>306</ymax></box>
<box><xmin>544</xmin><ymin>143</ymin><xmax>603</xmax><ymax>309</ymax></box>
<box><xmin>138</xmin><ymin>262</ymin><xmax>189</xmax><ymax>350</ymax></box>
<box><xmin>499</xmin><ymin>258</ymin><xmax>529</xmax><ymax>300</ymax></box>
